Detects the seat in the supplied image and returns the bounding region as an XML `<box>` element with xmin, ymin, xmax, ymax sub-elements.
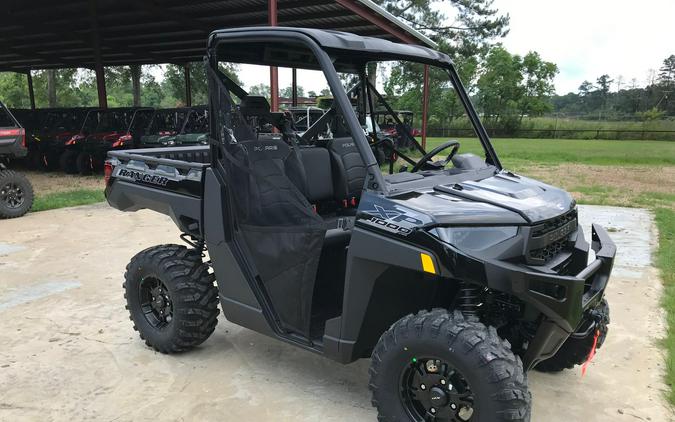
<box><xmin>298</xmin><ymin>146</ymin><xmax>334</xmax><ymax>203</ymax></box>
<box><xmin>236</xmin><ymin>138</ymin><xmax>308</xmax><ymax>201</ymax></box>
<box><xmin>326</xmin><ymin>137</ymin><xmax>367</xmax><ymax>204</ymax></box>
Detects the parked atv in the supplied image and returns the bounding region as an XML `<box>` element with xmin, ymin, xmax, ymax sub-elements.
<box><xmin>0</xmin><ymin>101</ymin><xmax>34</xmax><ymax>218</ymax></box>
<box><xmin>171</xmin><ymin>106</ymin><xmax>209</xmax><ymax>146</ymax></box>
<box><xmin>103</xmin><ymin>28</ymin><xmax>615</xmax><ymax>422</ymax></box>
<box><xmin>139</xmin><ymin>108</ymin><xmax>190</xmax><ymax>148</ymax></box>
<box><xmin>74</xmin><ymin>108</ymin><xmax>153</xmax><ymax>175</ymax></box>
<box><xmin>140</xmin><ymin>106</ymin><xmax>209</xmax><ymax>148</ymax></box>
<box><xmin>58</xmin><ymin>108</ymin><xmax>103</xmax><ymax>174</ymax></box>
<box><xmin>36</xmin><ymin>108</ymin><xmax>93</xmax><ymax>171</ymax></box>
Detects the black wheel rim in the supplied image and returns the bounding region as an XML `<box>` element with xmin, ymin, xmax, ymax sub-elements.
<box><xmin>139</xmin><ymin>277</ymin><xmax>173</xmax><ymax>329</ymax></box>
<box><xmin>1</xmin><ymin>182</ymin><xmax>25</xmax><ymax>209</ymax></box>
<box><xmin>400</xmin><ymin>357</ymin><xmax>475</xmax><ymax>422</ymax></box>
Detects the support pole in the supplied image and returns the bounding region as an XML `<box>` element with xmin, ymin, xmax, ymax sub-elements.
<box><xmin>89</xmin><ymin>0</ymin><xmax>107</xmax><ymax>108</ymax></box>
<box><xmin>291</xmin><ymin>68</ymin><xmax>298</xmax><ymax>107</ymax></box>
<box><xmin>421</xmin><ymin>64</ymin><xmax>430</xmax><ymax>151</ymax></box>
<box><xmin>269</xmin><ymin>0</ymin><xmax>279</xmax><ymax>111</ymax></box>
<box><xmin>95</xmin><ymin>63</ymin><xmax>107</xmax><ymax>109</ymax></box>
<box><xmin>26</xmin><ymin>71</ymin><xmax>35</xmax><ymax>110</ymax></box>
<box><xmin>130</xmin><ymin>64</ymin><xmax>141</xmax><ymax>107</ymax></box>
<box><xmin>184</xmin><ymin>63</ymin><xmax>192</xmax><ymax>107</ymax></box>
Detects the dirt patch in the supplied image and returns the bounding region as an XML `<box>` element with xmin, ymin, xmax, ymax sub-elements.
<box><xmin>515</xmin><ymin>164</ymin><xmax>675</xmax><ymax>207</ymax></box>
<box><xmin>23</xmin><ymin>171</ymin><xmax>105</xmax><ymax>196</ymax></box>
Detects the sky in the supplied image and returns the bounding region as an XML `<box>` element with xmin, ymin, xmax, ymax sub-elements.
<box><xmin>199</xmin><ymin>1</ymin><xmax>675</xmax><ymax>96</ymax></box>
<box><xmin>471</xmin><ymin>0</ymin><xmax>675</xmax><ymax>94</ymax></box>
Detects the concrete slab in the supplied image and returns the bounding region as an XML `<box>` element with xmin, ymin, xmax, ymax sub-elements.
<box><xmin>0</xmin><ymin>203</ymin><xmax>671</xmax><ymax>421</ymax></box>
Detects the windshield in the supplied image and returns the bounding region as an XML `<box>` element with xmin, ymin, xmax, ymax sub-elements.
<box><xmin>95</xmin><ymin>110</ymin><xmax>135</xmax><ymax>132</ymax></box>
<box><xmin>147</xmin><ymin>109</ymin><xmax>187</xmax><ymax>134</ymax></box>
<box><xmin>182</xmin><ymin>108</ymin><xmax>209</xmax><ymax>133</ymax></box>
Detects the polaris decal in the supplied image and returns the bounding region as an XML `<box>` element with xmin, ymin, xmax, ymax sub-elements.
<box><xmin>361</xmin><ymin>204</ymin><xmax>424</xmax><ymax>236</ymax></box>
<box><xmin>117</xmin><ymin>168</ymin><xmax>170</xmax><ymax>186</ymax></box>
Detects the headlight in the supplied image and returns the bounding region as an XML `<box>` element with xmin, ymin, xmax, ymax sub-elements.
<box><xmin>433</xmin><ymin>227</ymin><xmax>518</xmax><ymax>252</ymax></box>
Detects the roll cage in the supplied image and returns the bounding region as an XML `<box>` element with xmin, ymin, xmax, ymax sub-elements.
<box><xmin>206</xmin><ymin>27</ymin><xmax>502</xmax><ymax>196</ymax></box>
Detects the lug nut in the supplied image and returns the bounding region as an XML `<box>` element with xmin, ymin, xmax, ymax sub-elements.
<box><xmin>451</xmin><ymin>403</ymin><xmax>457</xmax><ymax>410</ymax></box>
<box><xmin>420</xmin><ymin>384</ymin><xmax>426</xmax><ymax>390</ymax></box>
<box><xmin>440</xmin><ymin>379</ymin><xmax>446</xmax><ymax>385</ymax></box>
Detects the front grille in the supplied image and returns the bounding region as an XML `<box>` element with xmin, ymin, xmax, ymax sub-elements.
<box><xmin>526</xmin><ymin>209</ymin><xmax>578</xmax><ymax>265</ymax></box>
<box><xmin>529</xmin><ymin>238</ymin><xmax>568</xmax><ymax>262</ymax></box>
<box><xmin>531</xmin><ymin>209</ymin><xmax>577</xmax><ymax>238</ymax></box>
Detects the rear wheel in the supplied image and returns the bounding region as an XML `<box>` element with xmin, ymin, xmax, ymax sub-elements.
<box><xmin>0</xmin><ymin>170</ymin><xmax>34</xmax><ymax>219</ymax></box>
<box><xmin>370</xmin><ymin>309</ymin><xmax>531</xmax><ymax>422</ymax></box>
<box><xmin>124</xmin><ymin>244</ymin><xmax>220</xmax><ymax>353</ymax></box>
<box><xmin>535</xmin><ymin>299</ymin><xmax>610</xmax><ymax>373</ymax></box>
<box><xmin>59</xmin><ymin>150</ymin><xmax>79</xmax><ymax>174</ymax></box>
<box><xmin>76</xmin><ymin>152</ymin><xmax>94</xmax><ymax>175</ymax></box>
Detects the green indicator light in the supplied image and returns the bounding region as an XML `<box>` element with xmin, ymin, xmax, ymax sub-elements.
<box><xmin>412</xmin><ymin>357</ymin><xmax>417</xmax><ymax>363</ymax></box>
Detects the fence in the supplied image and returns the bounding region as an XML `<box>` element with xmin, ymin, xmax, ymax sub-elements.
<box><xmin>427</xmin><ymin>127</ymin><xmax>675</xmax><ymax>141</ymax></box>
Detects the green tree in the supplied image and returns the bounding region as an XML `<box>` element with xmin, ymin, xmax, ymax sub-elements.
<box><xmin>280</xmin><ymin>85</ymin><xmax>306</xmax><ymax>98</ymax></box>
<box><xmin>0</xmin><ymin>72</ymin><xmax>30</xmax><ymax>108</ymax></box>
<box><xmin>375</xmin><ymin>0</ymin><xmax>509</xmax><ymax>53</ymax></box>
<box><xmin>476</xmin><ymin>46</ymin><xmax>523</xmax><ymax>129</ymax></box>
<box><xmin>578</xmin><ymin>81</ymin><xmax>594</xmax><ymax>96</ymax></box>
<box><xmin>658</xmin><ymin>55</ymin><xmax>675</xmax><ymax>87</ymax></box>
<box><xmin>163</xmin><ymin>62</ymin><xmax>240</xmax><ymax>106</ymax></box>
<box><xmin>519</xmin><ymin>52</ymin><xmax>557</xmax><ymax>117</ymax></box>
<box><xmin>248</xmin><ymin>83</ymin><xmax>270</xmax><ymax>101</ymax></box>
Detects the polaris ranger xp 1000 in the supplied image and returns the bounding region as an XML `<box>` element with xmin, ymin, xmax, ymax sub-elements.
<box><xmin>105</xmin><ymin>28</ymin><xmax>615</xmax><ymax>422</ymax></box>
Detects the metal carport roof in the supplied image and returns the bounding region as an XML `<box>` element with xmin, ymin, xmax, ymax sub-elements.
<box><xmin>0</xmin><ymin>0</ymin><xmax>436</xmax><ymax>72</ymax></box>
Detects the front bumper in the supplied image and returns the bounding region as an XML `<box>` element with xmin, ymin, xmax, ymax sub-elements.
<box><xmin>480</xmin><ymin>223</ymin><xmax>616</xmax><ymax>369</ymax></box>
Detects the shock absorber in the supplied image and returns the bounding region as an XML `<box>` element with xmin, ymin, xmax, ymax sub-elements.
<box><xmin>459</xmin><ymin>282</ymin><xmax>480</xmax><ymax>321</ymax></box>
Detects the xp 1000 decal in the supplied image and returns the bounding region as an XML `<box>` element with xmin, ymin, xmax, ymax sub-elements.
<box><xmin>358</xmin><ymin>196</ymin><xmax>431</xmax><ymax>236</ymax></box>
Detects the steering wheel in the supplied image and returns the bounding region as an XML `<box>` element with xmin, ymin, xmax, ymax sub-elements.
<box><xmin>411</xmin><ymin>140</ymin><xmax>461</xmax><ymax>172</ymax></box>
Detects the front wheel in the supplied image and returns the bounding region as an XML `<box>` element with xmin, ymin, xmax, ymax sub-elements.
<box><xmin>370</xmin><ymin>309</ymin><xmax>530</xmax><ymax>422</ymax></box>
<box><xmin>124</xmin><ymin>244</ymin><xmax>220</xmax><ymax>353</ymax></box>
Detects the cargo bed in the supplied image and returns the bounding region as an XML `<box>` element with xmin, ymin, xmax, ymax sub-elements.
<box><xmin>105</xmin><ymin>146</ymin><xmax>211</xmax><ymax>236</ymax></box>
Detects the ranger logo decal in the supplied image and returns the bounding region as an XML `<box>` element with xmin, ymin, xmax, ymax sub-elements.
<box><xmin>117</xmin><ymin>168</ymin><xmax>170</xmax><ymax>187</ymax></box>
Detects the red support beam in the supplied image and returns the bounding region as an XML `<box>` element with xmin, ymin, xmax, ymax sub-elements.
<box><xmin>334</xmin><ymin>0</ymin><xmax>421</xmax><ymax>45</ymax></box>
<box><xmin>421</xmin><ymin>64</ymin><xmax>429</xmax><ymax>150</ymax></box>
<box><xmin>26</xmin><ymin>71</ymin><xmax>36</xmax><ymax>110</ymax></box>
<box><xmin>291</xmin><ymin>68</ymin><xmax>298</xmax><ymax>107</ymax></box>
<box><xmin>269</xmin><ymin>0</ymin><xmax>279</xmax><ymax>112</ymax></box>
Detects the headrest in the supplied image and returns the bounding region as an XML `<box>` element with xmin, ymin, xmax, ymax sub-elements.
<box><xmin>240</xmin><ymin>95</ymin><xmax>271</xmax><ymax>117</ymax></box>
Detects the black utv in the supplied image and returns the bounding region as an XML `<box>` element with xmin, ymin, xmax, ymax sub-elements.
<box><xmin>0</xmin><ymin>101</ymin><xmax>34</xmax><ymax>218</ymax></box>
<box><xmin>104</xmin><ymin>28</ymin><xmax>615</xmax><ymax>422</ymax></box>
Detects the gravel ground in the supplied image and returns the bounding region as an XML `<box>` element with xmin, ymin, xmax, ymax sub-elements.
<box><xmin>0</xmin><ymin>204</ymin><xmax>671</xmax><ymax>421</ymax></box>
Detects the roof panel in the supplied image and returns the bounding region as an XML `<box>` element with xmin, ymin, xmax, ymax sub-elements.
<box><xmin>0</xmin><ymin>0</ymin><xmax>435</xmax><ymax>72</ymax></box>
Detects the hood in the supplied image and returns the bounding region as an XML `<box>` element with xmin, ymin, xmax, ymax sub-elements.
<box><xmin>433</xmin><ymin>173</ymin><xmax>574</xmax><ymax>223</ymax></box>
<box><xmin>388</xmin><ymin>171</ymin><xmax>574</xmax><ymax>226</ymax></box>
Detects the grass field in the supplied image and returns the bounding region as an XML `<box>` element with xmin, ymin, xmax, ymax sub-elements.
<box><xmin>23</xmin><ymin>136</ymin><xmax>675</xmax><ymax>403</ymax></box>
<box><xmin>423</xmin><ymin>137</ymin><xmax>675</xmax><ymax>166</ymax></box>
